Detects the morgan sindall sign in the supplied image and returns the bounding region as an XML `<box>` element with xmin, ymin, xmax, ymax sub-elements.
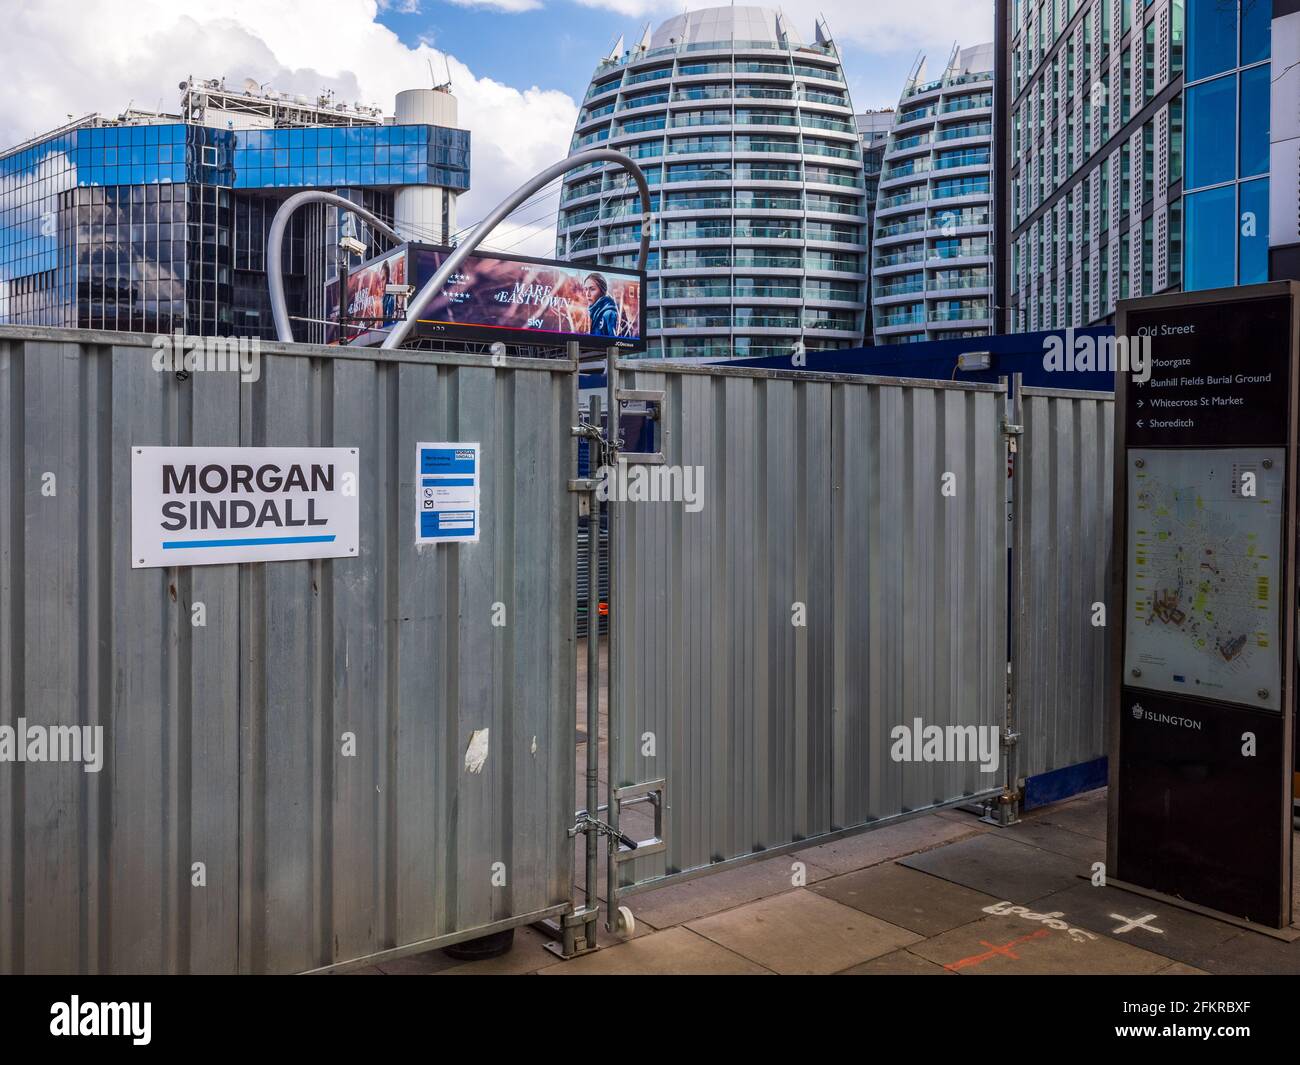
<box><xmin>131</xmin><ymin>446</ymin><xmax>360</xmax><ymax>568</ymax></box>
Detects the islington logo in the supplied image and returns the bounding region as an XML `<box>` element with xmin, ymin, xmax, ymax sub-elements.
<box><xmin>1130</xmin><ymin>703</ymin><xmax>1202</xmax><ymax>729</ymax></box>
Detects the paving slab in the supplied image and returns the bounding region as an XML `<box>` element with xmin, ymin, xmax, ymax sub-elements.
<box><xmin>932</xmin><ymin>807</ymin><xmax>992</xmax><ymax>830</ymax></box>
<box><xmin>1157</xmin><ymin>962</ymin><xmax>1209</xmax><ymax>974</ymax></box>
<box><xmin>838</xmin><ymin>948</ymin><xmax>955</xmax><ymax>975</ymax></box>
<box><xmin>812</xmin><ymin>862</ymin><xmax>1001</xmax><ymax>937</ymax></box>
<box><xmin>538</xmin><ymin>926</ymin><xmax>772</xmax><ymax>975</ymax></box>
<box><xmin>898</xmin><ymin>832</ymin><xmax>1086</xmax><ymax>902</ymax></box>
<box><xmin>999</xmin><ymin>820</ymin><xmax>1106</xmax><ymax>864</ymax></box>
<box><xmin>1030</xmin><ymin>791</ymin><xmax>1108</xmax><ymax>840</ymax></box>
<box><xmin>791</xmin><ymin>814</ymin><xmax>981</xmax><ymax>875</ymax></box>
<box><xmin>625</xmin><ymin>854</ymin><xmax>834</xmax><ymax>929</ymax></box>
<box><xmin>686</xmin><ymin>889</ymin><xmax>921</xmax><ymax>975</ymax></box>
<box><xmin>1170</xmin><ymin>929</ymin><xmax>1300</xmax><ymax>975</ymax></box>
<box><xmin>911</xmin><ymin>914</ymin><xmax>1173</xmax><ymax>975</ymax></box>
<box><xmin>1028</xmin><ymin>882</ymin><xmax>1240</xmax><ymax>970</ymax></box>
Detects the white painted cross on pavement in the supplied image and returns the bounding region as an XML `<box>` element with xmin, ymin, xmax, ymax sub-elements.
<box><xmin>1109</xmin><ymin>911</ymin><xmax>1164</xmax><ymax>935</ymax></box>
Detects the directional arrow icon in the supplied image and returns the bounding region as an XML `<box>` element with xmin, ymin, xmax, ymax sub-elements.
<box><xmin>1136</xmin><ymin>399</ymin><xmax>1144</xmax><ymax>408</ymax></box>
<box><xmin>1137</xmin><ymin>419</ymin><xmax>1145</xmax><ymax>428</ymax></box>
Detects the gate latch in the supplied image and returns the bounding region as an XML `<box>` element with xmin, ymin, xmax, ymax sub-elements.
<box><xmin>570</xmin><ymin>813</ymin><xmax>639</xmax><ymax>853</ymax></box>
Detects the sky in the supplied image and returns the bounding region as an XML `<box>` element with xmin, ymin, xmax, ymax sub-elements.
<box><xmin>4</xmin><ymin>0</ymin><xmax>994</xmax><ymax>256</ymax></box>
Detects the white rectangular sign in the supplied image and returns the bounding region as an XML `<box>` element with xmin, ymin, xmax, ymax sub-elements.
<box><xmin>416</xmin><ymin>442</ymin><xmax>480</xmax><ymax>544</ymax></box>
<box><xmin>131</xmin><ymin>446</ymin><xmax>360</xmax><ymax>568</ymax></box>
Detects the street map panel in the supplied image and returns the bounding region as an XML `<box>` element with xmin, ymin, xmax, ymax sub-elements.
<box><xmin>1123</xmin><ymin>447</ymin><xmax>1283</xmax><ymax>711</ymax></box>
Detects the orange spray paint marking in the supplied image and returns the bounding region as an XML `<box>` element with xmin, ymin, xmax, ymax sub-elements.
<box><xmin>944</xmin><ymin>928</ymin><xmax>1051</xmax><ymax>972</ymax></box>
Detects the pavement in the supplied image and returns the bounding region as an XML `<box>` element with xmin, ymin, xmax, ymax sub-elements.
<box><xmin>350</xmin><ymin>639</ymin><xmax>1300</xmax><ymax>975</ymax></box>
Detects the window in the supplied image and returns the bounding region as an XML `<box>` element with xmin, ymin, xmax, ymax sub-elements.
<box><xmin>1184</xmin><ymin>184</ymin><xmax>1235</xmax><ymax>290</ymax></box>
<box><xmin>1168</xmin><ymin>198</ymin><xmax>1183</xmax><ymax>289</ymax></box>
<box><xmin>1144</xmin><ymin>18</ymin><xmax>1156</xmax><ymax>100</ymax></box>
<box><xmin>1143</xmin><ymin>121</ymin><xmax>1154</xmax><ymax>205</ymax></box>
<box><xmin>1169</xmin><ymin>98</ymin><xmax>1183</xmax><ymax>185</ymax></box>
<box><xmin>1186</xmin><ymin>0</ymin><xmax>1237</xmax><ymax>82</ymax></box>
<box><xmin>1185</xmin><ymin>75</ymin><xmax>1235</xmax><ymax>188</ymax></box>
<box><xmin>1239</xmin><ymin>177</ymin><xmax>1269</xmax><ymax>284</ymax></box>
<box><xmin>1170</xmin><ymin>0</ymin><xmax>1185</xmax><ymax>75</ymax></box>
<box><xmin>1239</xmin><ymin>65</ymin><xmax>1269</xmax><ymax>178</ymax></box>
<box><xmin>1242</xmin><ymin>0</ymin><xmax>1270</xmax><ymax>64</ymax></box>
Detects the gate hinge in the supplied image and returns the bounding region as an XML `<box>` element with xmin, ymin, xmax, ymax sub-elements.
<box><xmin>1001</xmin><ymin>418</ymin><xmax>1023</xmax><ymax>436</ymax></box>
<box><xmin>568</xmin><ymin>478</ymin><xmax>597</xmax><ymax>492</ymax></box>
<box><xmin>1002</xmin><ymin>728</ymin><xmax>1020</xmax><ymax>748</ymax></box>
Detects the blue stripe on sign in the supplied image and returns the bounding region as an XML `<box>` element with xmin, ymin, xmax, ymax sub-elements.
<box><xmin>421</xmin><ymin>448</ymin><xmax>476</xmax><ymax>475</ymax></box>
<box><xmin>163</xmin><ymin>535</ymin><xmax>337</xmax><ymax>549</ymax></box>
<box><xmin>424</xmin><ymin>477</ymin><xmax>475</xmax><ymax>487</ymax></box>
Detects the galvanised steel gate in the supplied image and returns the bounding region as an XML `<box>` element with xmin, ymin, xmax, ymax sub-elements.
<box><xmin>1011</xmin><ymin>384</ymin><xmax>1114</xmax><ymax>796</ymax></box>
<box><xmin>607</xmin><ymin>362</ymin><xmax>1008</xmax><ymax>895</ymax></box>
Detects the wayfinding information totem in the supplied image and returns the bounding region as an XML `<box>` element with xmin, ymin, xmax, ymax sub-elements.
<box><xmin>1110</xmin><ymin>282</ymin><xmax>1298</xmax><ymax>928</ymax></box>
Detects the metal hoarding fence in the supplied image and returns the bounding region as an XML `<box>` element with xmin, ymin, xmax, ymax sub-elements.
<box><xmin>0</xmin><ymin>325</ymin><xmax>576</xmax><ymax>973</ymax></box>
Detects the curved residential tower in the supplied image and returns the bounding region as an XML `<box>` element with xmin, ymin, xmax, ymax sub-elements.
<box><xmin>557</xmin><ymin>6</ymin><xmax>868</xmax><ymax>360</ymax></box>
<box><xmin>871</xmin><ymin>44</ymin><xmax>994</xmax><ymax>344</ymax></box>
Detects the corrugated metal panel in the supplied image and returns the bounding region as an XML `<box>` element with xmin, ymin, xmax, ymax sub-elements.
<box><xmin>0</xmin><ymin>326</ymin><xmax>576</xmax><ymax>973</ymax></box>
<box><xmin>575</xmin><ymin>517</ymin><xmax>608</xmax><ymax>639</ymax></box>
<box><xmin>611</xmin><ymin>364</ymin><xmax>1006</xmax><ymax>888</ymax></box>
<box><xmin>1013</xmin><ymin>385</ymin><xmax>1114</xmax><ymax>781</ymax></box>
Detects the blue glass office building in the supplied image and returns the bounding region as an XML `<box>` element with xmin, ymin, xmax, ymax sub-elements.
<box><xmin>996</xmin><ymin>0</ymin><xmax>1289</xmax><ymax>331</ymax></box>
<box><xmin>0</xmin><ymin>101</ymin><xmax>470</xmax><ymax>341</ymax></box>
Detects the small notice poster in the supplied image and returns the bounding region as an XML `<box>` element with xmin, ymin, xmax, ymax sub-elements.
<box><xmin>416</xmin><ymin>442</ymin><xmax>480</xmax><ymax>544</ymax></box>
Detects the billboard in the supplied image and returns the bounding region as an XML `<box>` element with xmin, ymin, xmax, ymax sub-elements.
<box><xmin>324</xmin><ymin>248</ymin><xmax>410</xmax><ymax>344</ymax></box>
<box><xmin>326</xmin><ymin>243</ymin><xmax>644</xmax><ymax>351</ymax></box>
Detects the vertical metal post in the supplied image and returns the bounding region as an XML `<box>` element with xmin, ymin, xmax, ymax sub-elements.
<box><xmin>1000</xmin><ymin>373</ymin><xmax>1024</xmax><ymax>826</ymax></box>
<box><xmin>337</xmin><ymin>254</ymin><xmax>350</xmax><ymax>342</ymax></box>
<box><xmin>584</xmin><ymin>393</ymin><xmax>602</xmax><ymax>931</ymax></box>
<box><xmin>604</xmin><ymin>347</ymin><xmax>621</xmax><ymax>932</ymax></box>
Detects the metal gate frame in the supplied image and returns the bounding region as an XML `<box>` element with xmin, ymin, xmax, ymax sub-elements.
<box><xmin>603</xmin><ymin>360</ymin><xmax>1009</xmax><ymax>906</ymax></box>
<box><xmin>1009</xmin><ymin>380</ymin><xmax>1114</xmax><ymax>807</ymax></box>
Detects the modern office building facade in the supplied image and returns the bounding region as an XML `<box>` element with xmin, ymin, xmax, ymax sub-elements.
<box><xmin>995</xmin><ymin>0</ymin><xmax>1295</xmax><ymax>333</ymax></box>
<box><xmin>870</xmin><ymin>45</ymin><xmax>995</xmax><ymax>344</ymax></box>
<box><xmin>0</xmin><ymin>79</ymin><xmax>470</xmax><ymax>342</ymax></box>
<box><xmin>556</xmin><ymin>5</ymin><xmax>869</xmax><ymax>360</ymax></box>
<box><xmin>856</xmin><ymin>108</ymin><xmax>893</xmax><ymax>344</ymax></box>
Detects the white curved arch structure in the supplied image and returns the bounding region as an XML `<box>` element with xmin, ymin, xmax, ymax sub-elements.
<box><xmin>265</xmin><ymin>150</ymin><xmax>652</xmax><ymax>349</ymax></box>
<box><xmin>266</xmin><ymin>191</ymin><xmax>403</xmax><ymax>344</ymax></box>
<box><xmin>381</xmin><ymin>148</ymin><xmax>651</xmax><ymax>350</ymax></box>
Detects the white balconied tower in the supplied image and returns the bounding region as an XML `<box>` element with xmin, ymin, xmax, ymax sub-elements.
<box><xmin>557</xmin><ymin>6</ymin><xmax>868</xmax><ymax>360</ymax></box>
<box><xmin>871</xmin><ymin>43</ymin><xmax>995</xmax><ymax>344</ymax></box>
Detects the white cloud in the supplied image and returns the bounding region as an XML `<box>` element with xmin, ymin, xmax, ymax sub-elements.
<box><xmin>572</xmin><ymin>0</ymin><xmax>995</xmax><ymax>55</ymax></box>
<box><xmin>1</xmin><ymin>0</ymin><xmax>577</xmax><ymax>255</ymax></box>
<box><xmin>445</xmin><ymin>0</ymin><xmax>543</xmax><ymax>11</ymax></box>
